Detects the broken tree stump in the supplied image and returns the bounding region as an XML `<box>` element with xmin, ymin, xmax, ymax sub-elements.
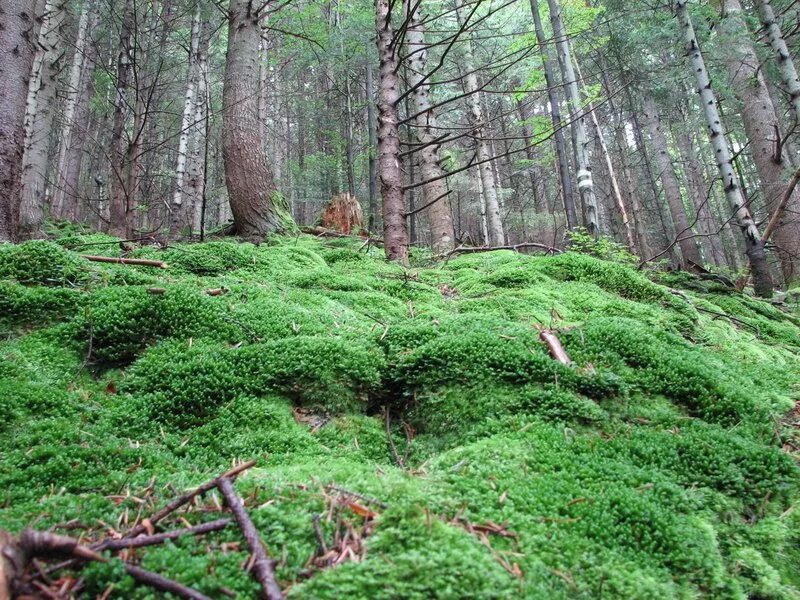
<box><xmin>320</xmin><ymin>193</ymin><xmax>363</xmax><ymax>235</ymax></box>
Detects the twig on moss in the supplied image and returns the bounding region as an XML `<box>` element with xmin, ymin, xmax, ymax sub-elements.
<box><xmin>97</xmin><ymin>519</ymin><xmax>231</xmax><ymax>552</ymax></box>
<box><xmin>125</xmin><ymin>460</ymin><xmax>256</xmax><ymax>539</ymax></box>
<box><xmin>217</xmin><ymin>477</ymin><xmax>283</xmax><ymax>600</ymax></box>
<box><xmin>123</xmin><ymin>564</ymin><xmax>212</xmax><ymax>600</ymax></box>
<box><xmin>80</xmin><ymin>255</ymin><xmax>168</xmax><ymax>268</ymax></box>
<box><xmin>539</xmin><ymin>330</ymin><xmax>572</xmax><ymax>365</ymax></box>
<box><xmin>324</xmin><ymin>486</ymin><xmax>388</xmax><ymax>509</ymax></box>
<box><xmin>442</xmin><ymin>242</ymin><xmax>562</xmax><ymax>263</ymax></box>
<box><xmin>384</xmin><ymin>407</ymin><xmax>405</xmax><ymax>469</ymax></box>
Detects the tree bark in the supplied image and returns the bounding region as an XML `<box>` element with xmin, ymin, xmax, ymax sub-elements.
<box><xmin>547</xmin><ymin>0</ymin><xmax>598</xmax><ymax>237</ymax></box>
<box><xmin>366</xmin><ymin>64</ymin><xmax>379</xmax><ymax>233</ymax></box>
<box><xmin>0</xmin><ymin>0</ymin><xmax>37</xmax><ymax>241</ymax></box>
<box><xmin>170</xmin><ymin>10</ymin><xmax>202</xmax><ymax>238</ymax></box>
<box><xmin>676</xmin><ymin>0</ymin><xmax>773</xmax><ymax>297</ymax></box>
<box><xmin>375</xmin><ymin>0</ymin><xmax>408</xmax><ymax>263</ymax></box>
<box><xmin>454</xmin><ymin>0</ymin><xmax>504</xmax><ymax>246</ymax></box>
<box><xmin>222</xmin><ymin>0</ymin><xmax>294</xmax><ymax>239</ymax></box>
<box><xmin>529</xmin><ymin>0</ymin><xmax>576</xmax><ymax>228</ymax></box>
<box><xmin>757</xmin><ymin>0</ymin><xmax>800</xmax><ymax>124</ymax></box>
<box><xmin>404</xmin><ymin>0</ymin><xmax>455</xmax><ymax>254</ymax></box>
<box><xmin>642</xmin><ymin>96</ymin><xmax>703</xmax><ymax>267</ymax></box>
<box><xmin>721</xmin><ymin>0</ymin><xmax>800</xmax><ymax>286</ymax></box>
<box><xmin>19</xmin><ymin>0</ymin><xmax>66</xmax><ymax>238</ymax></box>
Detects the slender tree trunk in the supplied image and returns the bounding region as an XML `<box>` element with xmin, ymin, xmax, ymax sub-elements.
<box><xmin>222</xmin><ymin>0</ymin><xmax>294</xmax><ymax>238</ymax></box>
<box><xmin>676</xmin><ymin>0</ymin><xmax>773</xmax><ymax>297</ymax></box>
<box><xmin>19</xmin><ymin>0</ymin><xmax>66</xmax><ymax>238</ymax></box>
<box><xmin>529</xmin><ymin>0</ymin><xmax>576</xmax><ymax>226</ymax></box>
<box><xmin>366</xmin><ymin>64</ymin><xmax>378</xmax><ymax>232</ymax></box>
<box><xmin>516</xmin><ymin>99</ymin><xmax>543</xmax><ymax>214</ymax></box>
<box><xmin>375</xmin><ymin>0</ymin><xmax>408</xmax><ymax>263</ymax></box>
<box><xmin>674</xmin><ymin>127</ymin><xmax>727</xmax><ymax>267</ymax></box>
<box><xmin>0</xmin><ymin>0</ymin><xmax>37</xmax><ymax>241</ymax></box>
<box><xmin>404</xmin><ymin>0</ymin><xmax>455</xmax><ymax>254</ymax></box>
<box><xmin>757</xmin><ymin>0</ymin><xmax>800</xmax><ymax>124</ymax></box>
<box><xmin>547</xmin><ymin>0</ymin><xmax>598</xmax><ymax>237</ymax></box>
<box><xmin>642</xmin><ymin>96</ymin><xmax>703</xmax><ymax>267</ymax></box>
<box><xmin>52</xmin><ymin>2</ymin><xmax>93</xmax><ymax>221</ymax></box>
<box><xmin>721</xmin><ymin>0</ymin><xmax>800</xmax><ymax>286</ymax></box>
<box><xmin>188</xmin><ymin>19</ymin><xmax>210</xmax><ymax>233</ymax></box>
<box><xmin>170</xmin><ymin>10</ymin><xmax>201</xmax><ymax>237</ymax></box>
<box><xmin>454</xmin><ymin>0</ymin><xmax>504</xmax><ymax>246</ymax></box>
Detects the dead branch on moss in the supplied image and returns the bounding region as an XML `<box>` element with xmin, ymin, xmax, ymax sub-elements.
<box><xmin>97</xmin><ymin>518</ymin><xmax>231</xmax><ymax>552</ymax></box>
<box><xmin>217</xmin><ymin>477</ymin><xmax>283</xmax><ymax>600</ymax></box>
<box><xmin>80</xmin><ymin>254</ymin><xmax>168</xmax><ymax>268</ymax></box>
<box><xmin>539</xmin><ymin>330</ymin><xmax>572</xmax><ymax>365</ymax></box>
<box><xmin>443</xmin><ymin>242</ymin><xmax>562</xmax><ymax>262</ymax></box>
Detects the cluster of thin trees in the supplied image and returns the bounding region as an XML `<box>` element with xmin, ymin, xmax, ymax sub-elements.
<box><xmin>0</xmin><ymin>0</ymin><xmax>798</xmax><ymax>296</ymax></box>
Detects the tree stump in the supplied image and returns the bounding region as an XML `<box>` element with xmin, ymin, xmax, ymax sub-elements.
<box><xmin>321</xmin><ymin>193</ymin><xmax>363</xmax><ymax>235</ymax></box>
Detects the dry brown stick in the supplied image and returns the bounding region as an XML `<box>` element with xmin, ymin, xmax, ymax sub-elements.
<box><xmin>124</xmin><ymin>461</ymin><xmax>256</xmax><ymax>539</ymax></box>
<box><xmin>443</xmin><ymin>242</ymin><xmax>562</xmax><ymax>262</ymax></box>
<box><xmin>97</xmin><ymin>519</ymin><xmax>231</xmax><ymax>552</ymax></box>
<box><xmin>763</xmin><ymin>166</ymin><xmax>800</xmax><ymax>243</ymax></box>
<box><xmin>80</xmin><ymin>254</ymin><xmax>168</xmax><ymax>268</ymax></box>
<box><xmin>123</xmin><ymin>564</ymin><xmax>212</xmax><ymax>600</ymax></box>
<box><xmin>539</xmin><ymin>330</ymin><xmax>572</xmax><ymax>365</ymax></box>
<box><xmin>217</xmin><ymin>478</ymin><xmax>283</xmax><ymax>600</ymax></box>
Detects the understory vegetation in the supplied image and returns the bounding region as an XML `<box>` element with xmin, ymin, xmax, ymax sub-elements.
<box><xmin>1</xmin><ymin>233</ymin><xmax>799</xmax><ymax>599</ymax></box>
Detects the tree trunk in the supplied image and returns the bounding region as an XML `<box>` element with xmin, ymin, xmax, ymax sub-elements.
<box><xmin>757</xmin><ymin>0</ymin><xmax>800</xmax><ymax>124</ymax></box>
<box><xmin>676</xmin><ymin>0</ymin><xmax>773</xmax><ymax>297</ymax></box>
<box><xmin>454</xmin><ymin>0</ymin><xmax>504</xmax><ymax>246</ymax></box>
<box><xmin>722</xmin><ymin>0</ymin><xmax>800</xmax><ymax>286</ymax></box>
<box><xmin>170</xmin><ymin>10</ymin><xmax>201</xmax><ymax>238</ymax></box>
<box><xmin>642</xmin><ymin>96</ymin><xmax>703</xmax><ymax>267</ymax></box>
<box><xmin>51</xmin><ymin>1</ymin><xmax>94</xmax><ymax>222</ymax></box>
<box><xmin>674</xmin><ymin>126</ymin><xmax>727</xmax><ymax>267</ymax></box>
<box><xmin>188</xmin><ymin>19</ymin><xmax>210</xmax><ymax>233</ymax></box>
<box><xmin>547</xmin><ymin>0</ymin><xmax>598</xmax><ymax>237</ymax></box>
<box><xmin>222</xmin><ymin>0</ymin><xmax>294</xmax><ymax>239</ymax></box>
<box><xmin>375</xmin><ymin>0</ymin><xmax>408</xmax><ymax>263</ymax></box>
<box><xmin>366</xmin><ymin>64</ymin><xmax>378</xmax><ymax>232</ymax></box>
<box><xmin>0</xmin><ymin>0</ymin><xmax>37</xmax><ymax>241</ymax></box>
<box><xmin>19</xmin><ymin>0</ymin><xmax>66</xmax><ymax>238</ymax></box>
<box><xmin>404</xmin><ymin>0</ymin><xmax>455</xmax><ymax>254</ymax></box>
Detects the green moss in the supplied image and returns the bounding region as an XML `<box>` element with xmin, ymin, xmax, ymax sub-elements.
<box><xmin>0</xmin><ymin>240</ymin><xmax>92</xmax><ymax>286</ymax></box>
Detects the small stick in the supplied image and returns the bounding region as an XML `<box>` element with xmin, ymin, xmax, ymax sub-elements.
<box><xmin>80</xmin><ymin>255</ymin><xmax>168</xmax><ymax>268</ymax></box>
<box><xmin>539</xmin><ymin>330</ymin><xmax>572</xmax><ymax>365</ymax></box>
<box><xmin>217</xmin><ymin>478</ymin><xmax>283</xmax><ymax>600</ymax></box>
<box><xmin>124</xmin><ymin>461</ymin><xmax>256</xmax><ymax>539</ymax></box>
<box><xmin>97</xmin><ymin>519</ymin><xmax>231</xmax><ymax>552</ymax></box>
<box><xmin>123</xmin><ymin>564</ymin><xmax>212</xmax><ymax>600</ymax></box>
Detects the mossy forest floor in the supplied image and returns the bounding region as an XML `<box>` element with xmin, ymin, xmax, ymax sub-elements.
<box><xmin>1</xmin><ymin>233</ymin><xmax>800</xmax><ymax>598</ymax></box>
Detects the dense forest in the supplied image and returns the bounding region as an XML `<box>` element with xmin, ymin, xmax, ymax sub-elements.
<box><xmin>1</xmin><ymin>0</ymin><xmax>800</xmax><ymax>597</ymax></box>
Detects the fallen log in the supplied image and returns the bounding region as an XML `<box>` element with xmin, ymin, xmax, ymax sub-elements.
<box><xmin>217</xmin><ymin>477</ymin><xmax>283</xmax><ymax>600</ymax></box>
<box><xmin>81</xmin><ymin>254</ymin><xmax>168</xmax><ymax>268</ymax></box>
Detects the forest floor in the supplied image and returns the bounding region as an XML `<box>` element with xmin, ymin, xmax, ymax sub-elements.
<box><xmin>1</xmin><ymin>232</ymin><xmax>799</xmax><ymax>599</ymax></box>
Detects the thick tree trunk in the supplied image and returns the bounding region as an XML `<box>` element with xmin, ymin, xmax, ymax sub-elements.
<box><xmin>722</xmin><ymin>0</ymin><xmax>800</xmax><ymax>286</ymax></box>
<box><xmin>404</xmin><ymin>0</ymin><xmax>455</xmax><ymax>254</ymax></box>
<box><xmin>19</xmin><ymin>0</ymin><xmax>66</xmax><ymax>238</ymax></box>
<box><xmin>676</xmin><ymin>0</ymin><xmax>773</xmax><ymax>297</ymax></box>
<box><xmin>0</xmin><ymin>0</ymin><xmax>37</xmax><ymax>241</ymax></box>
<box><xmin>375</xmin><ymin>0</ymin><xmax>408</xmax><ymax>263</ymax></box>
<box><xmin>222</xmin><ymin>0</ymin><xmax>294</xmax><ymax>239</ymax></box>
<box><xmin>51</xmin><ymin>2</ymin><xmax>93</xmax><ymax>222</ymax></box>
<box><xmin>170</xmin><ymin>10</ymin><xmax>201</xmax><ymax>237</ymax></box>
<box><xmin>547</xmin><ymin>0</ymin><xmax>598</xmax><ymax>237</ymax></box>
<box><xmin>642</xmin><ymin>96</ymin><xmax>703</xmax><ymax>267</ymax></box>
<box><xmin>454</xmin><ymin>0</ymin><xmax>504</xmax><ymax>246</ymax></box>
<box><xmin>529</xmin><ymin>0</ymin><xmax>576</xmax><ymax>228</ymax></box>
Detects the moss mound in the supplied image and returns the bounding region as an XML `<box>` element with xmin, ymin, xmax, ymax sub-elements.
<box><xmin>1</xmin><ymin>236</ymin><xmax>799</xmax><ymax>598</ymax></box>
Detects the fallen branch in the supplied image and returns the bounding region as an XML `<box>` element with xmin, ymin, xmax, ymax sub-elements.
<box><xmin>124</xmin><ymin>460</ymin><xmax>256</xmax><ymax>539</ymax></box>
<box><xmin>81</xmin><ymin>255</ymin><xmax>168</xmax><ymax>268</ymax></box>
<box><xmin>444</xmin><ymin>242</ymin><xmax>562</xmax><ymax>261</ymax></box>
<box><xmin>123</xmin><ymin>565</ymin><xmax>212</xmax><ymax>600</ymax></box>
<box><xmin>539</xmin><ymin>330</ymin><xmax>572</xmax><ymax>365</ymax></box>
<box><xmin>97</xmin><ymin>518</ymin><xmax>231</xmax><ymax>552</ymax></box>
<box><xmin>217</xmin><ymin>477</ymin><xmax>283</xmax><ymax>600</ymax></box>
